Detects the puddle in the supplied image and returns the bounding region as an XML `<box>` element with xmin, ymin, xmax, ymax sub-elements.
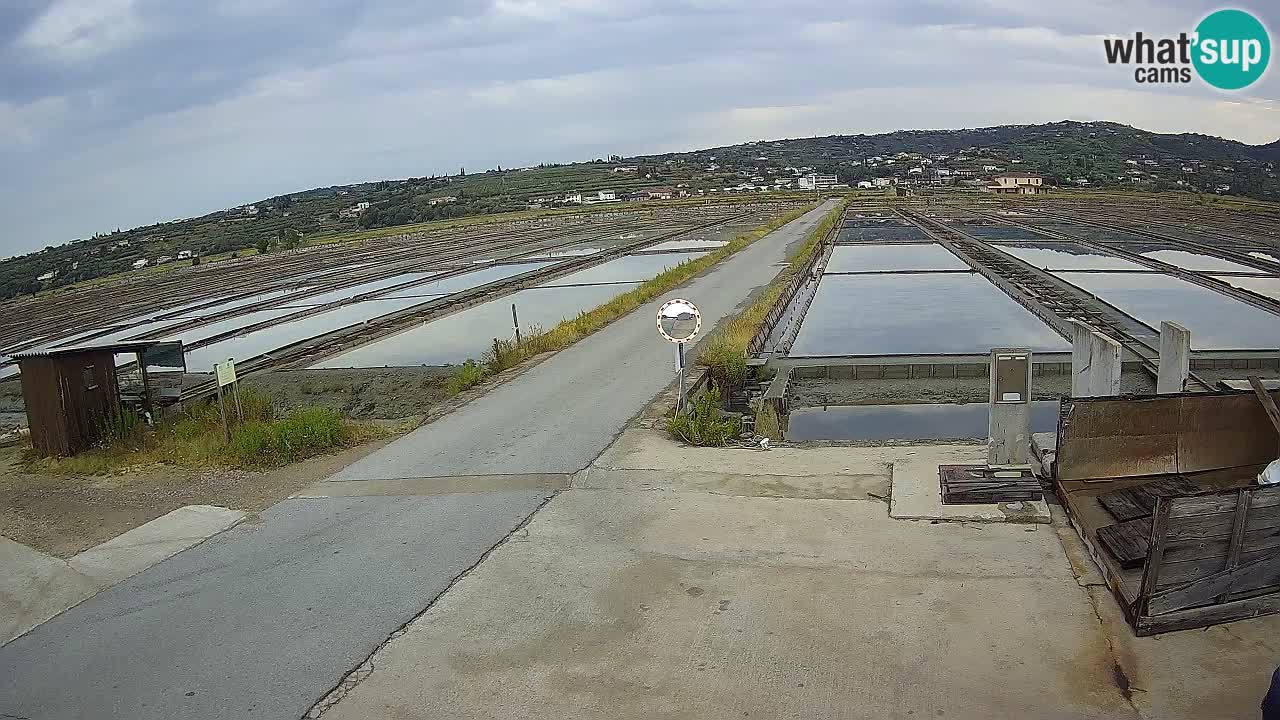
<box><xmin>1211</xmin><ymin>275</ymin><xmax>1280</xmax><ymax>302</ymax></box>
<box><xmin>789</xmin><ymin>273</ymin><xmax>1069</xmax><ymax>356</ymax></box>
<box><xmin>311</xmin><ymin>282</ymin><xmax>638</xmax><ymax>368</ymax></box>
<box><xmin>538</xmin><ymin>252</ymin><xmax>706</xmax><ymax>287</ymax></box>
<box><xmin>378</xmin><ymin>262</ymin><xmax>553</xmax><ymax>299</ymax></box>
<box><xmin>640</xmin><ymin>239</ymin><xmax>728</xmax><ymax>252</ymax></box>
<box><xmin>163</xmin><ymin>307</ymin><xmax>302</xmax><ymax>347</ymax></box>
<box><xmin>837</xmin><ymin>226</ymin><xmax>928</xmax><ymax>242</ymax></box>
<box><xmin>824</xmin><ymin>243</ymin><xmax>969</xmax><ymax>273</ymax></box>
<box><xmin>1056</xmin><ymin>272</ymin><xmax>1280</xmax><ymax>350</ymax></box>
<box><xmin>991</xmin><ymin>242</ymin><xmax>1149</xmax><ymax>271</ymax></box>
<box><xmin>955</xmin><ymin>225</ymin><xmax>1045</xmax><ymax>242</ymax></box>
<box><xmin>161</xmin><ymin>288</ymin><xmax>313</xmax><ymax>319</ymax></box>
<box><xmin>1139</xmin><ymin>249</ymin><xmax>1265</xmax><ymax>274</ymax></box>
<box><xmin>786</xmin><ymin>401</ymin><xmax>1060</xmax><ymax>441</ymax></box>
<box><xmin>276</xmin><ymin>272</ymin><xmax>441</xmax><ymax>308</ymax></box>
<box><xmin>185</xmin><ymin>297</ymin><xmax>429</xmax><ymax>371</ymax></box>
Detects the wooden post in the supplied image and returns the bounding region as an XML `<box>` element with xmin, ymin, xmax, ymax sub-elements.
<box><xmin>512</xmin><ymin>303</ymin><xmax>521</xmax><ymax>344</ymax></box>
<box><xmin>232</xmin><ymin>380</ymin><xmax>243</xmax><ymax>421</ymax></box>
<box><xmin>215</xmin><ymin>382</ymin><xmax>231</xmax><ymax>442</ymax></box>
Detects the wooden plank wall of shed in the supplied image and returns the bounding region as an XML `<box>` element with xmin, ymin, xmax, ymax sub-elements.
<box><xmin>18</xmin><ymin>355</ymin><xmax>65</xmax><ymax>456</ymax></box>
<box><xmin>55</xmin><ymin>350</ymin><xmax>121</xmax><ymax>455</ymax></box>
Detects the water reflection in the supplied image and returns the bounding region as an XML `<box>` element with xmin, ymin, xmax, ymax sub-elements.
<box><xmin>1056</xmin><ymin>271</ymin><xmax>1280</xmax><ymax>350</ymax></box>
<box><xmin>786</xmin><ymin>401</ymin><xmax>1060</xmax><ymax>441</ymax></box>
<box><xmin>825</xmin><ymin>243</ymin><xmax>969</xmax><ymax>273</ymax></box>
<box><xmin>992</xmin><ymin>242</ymin><xmax>1148</xmax><ymax>271</ymax></box>
<box><xmin>790</xmin><ymin>273</ymin><xmax>1069</xmax><ymax>356</ymax></box>
<box><xmin>1139</xmin><ymin>249</ymin><xmax>1265</xmax><ymax>274</ymax></box>
<box><xmin>311</xmin><ymin>282</ymin><xmax>638</xmax><ymax>368</ymax></box>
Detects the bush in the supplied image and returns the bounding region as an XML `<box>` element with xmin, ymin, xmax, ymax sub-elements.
<box><xmin>447</xmin><ymin>360</ymin><xmax>488</xmax><ymax>395</ymax></box>
<box><xmin>666</xmin><ymin>389</ymin><xmax>741</xmax><ymax>446</ymax></box>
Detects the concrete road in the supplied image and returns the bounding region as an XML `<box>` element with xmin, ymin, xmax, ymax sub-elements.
<box><xmin>333</xmin><ymin>200</ymin><xmax>839</xmax><ymax>480</ymax></box>
<box><xmin>320</xmin><ymin>428</ymin><xmax>1280</xmax><ymax>720</ymax></box>
<box><xmin>0</xmin><ymin>200</ymin><xmax>838</xmax><ymax>720</ymax></box>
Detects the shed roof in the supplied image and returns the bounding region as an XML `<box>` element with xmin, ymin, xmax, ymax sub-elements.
<box><xmin>10</xmin><ymin>340</ymin><xmax>164</xmax><ymax>360</ymax></box>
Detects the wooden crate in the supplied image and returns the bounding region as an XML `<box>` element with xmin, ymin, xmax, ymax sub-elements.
<box><xmin>1054</xmin><ymin>391</ymin><xmax>1280</xmax><ymax>635</ymax></box>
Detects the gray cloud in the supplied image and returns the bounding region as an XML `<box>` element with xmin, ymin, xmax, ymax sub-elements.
<box><xmin>1</xmin><ymin>0</ymin><xmax>1277</xmax><ymax>256</ymax></box>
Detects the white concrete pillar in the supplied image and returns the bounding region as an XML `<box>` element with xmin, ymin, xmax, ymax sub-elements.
<box><xmin>989</xmin><ymin>348</ymin><xmax>1032</xmax><ymax>466</ymax></box>
<box><xmin>1157</xmin><ymin>321</ymin><xmax>1191</xmax><ymax>395</ymax></box>
<box><xmin>1071</xmin><ymin>321</ymin><xmax>1122</xmax><ymax>397</ymax></box>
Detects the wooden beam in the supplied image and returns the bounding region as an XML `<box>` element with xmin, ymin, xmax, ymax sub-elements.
<box><xmin>1248</xmin><ymin>375</ymin><xmax>1280</xmax><ymax>438</ymax></box>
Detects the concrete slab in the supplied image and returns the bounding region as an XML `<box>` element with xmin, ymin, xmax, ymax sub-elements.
<box><xmin>2</xmin><ymin>505</ymin><xmax>245</xmax><ymax>646</ymax></box>
<box><xmin>68</xmin><ymin>505</ymin><xmax>246</xmax><ymax>587</ymax></box>
<box><xmin>320</xmin><ymin>490</ymin><xmax>1127</xmax><ymax>720</ymax></box>
<box><xmin>887</xmin><ymin>444</ymin><xmax>1051</xmax><ymax>523</ymax></box>
<box><xmin>0</xmin><ymin>538</ymin><xmax>97</xmax><ymax>646</ymax></box>
<box><xmin>316</xmin><ymin>430</ymin><xmax>1280</xmax><ymax>720</ymax></box>
<box><xmin>575</xmin><ymin>467</ymin><xmax>890</xmax><ymax>501</ymax></box>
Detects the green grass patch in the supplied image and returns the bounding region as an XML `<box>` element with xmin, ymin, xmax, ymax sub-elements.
<box><xmin>23</xmin><ymin>387</ymin><xmax>386</xmax><ymax>474</ymax></box>
<box><xmin>444</xmin><ymin>203</ymin><xmax>818</xmax><ymax>395</ymax></box>
<box><xmin>696</xmin><ymin>200</ymin><xmax>846</xmax><ymax>387</ymax></box>
<box><xmin>666</xmin><ymin>388</ymin><xmax>741</xmax><ymax>446</ymax></box>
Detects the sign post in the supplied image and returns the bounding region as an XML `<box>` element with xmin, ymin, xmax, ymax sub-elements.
<box><xmin>656</xmin><ymin>298</ymin><xmax>702</xmax><ymax>413</ymax></box>
<box><xmin>213</xmin><ymin>359</ymin><xmax>238</xmax><ymax>442</ymax></box>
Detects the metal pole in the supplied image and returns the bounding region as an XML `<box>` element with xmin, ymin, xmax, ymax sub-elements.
<box><xmin>512</xmin><ymin>303</ymin><xmax>521</xmax><ymax>344</ymax></box>
<box><xmin>676</xmin><ymin>342</ymin><xmax>686</xmax><ymax>412</ymax></box>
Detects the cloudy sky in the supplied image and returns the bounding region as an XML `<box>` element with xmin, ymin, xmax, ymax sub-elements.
<box><xmin>1</xmin><ymin>0</ymin><xmax>1276</xmax><ymax>257</ymax></box>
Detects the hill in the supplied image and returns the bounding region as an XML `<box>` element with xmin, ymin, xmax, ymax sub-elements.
<box><xmin>2</xmin><ymin>120</ymin><xmax>1277</xmax><ymax>301</ymax></box>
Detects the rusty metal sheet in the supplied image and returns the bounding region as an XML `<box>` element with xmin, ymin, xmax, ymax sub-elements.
<box><xmin>1178</xmin><ymin>393</ymin><xmax>1280</xmax><ymax>474</ymax></box>
<box><xmin>1057</xmin><ymin>397</ymin><xmax>1182</xmax><ymax>481</ymax></box>
<box><xmin>1058</xmin><ymin>392</ymin><xmax>1280</xmax><ymax>482</ymax></box>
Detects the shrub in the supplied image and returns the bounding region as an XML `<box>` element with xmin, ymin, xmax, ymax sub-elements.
<box><xmin>755</xmin><ymin>402</ymin><xmax>782</xmax><ymax>441</ymax></box>
<box><xmin>666</xmin><ymin>389</ymin><xmax>741</xmax><ymax>447</ymax></box>
<box><xmin>447</xmin><ymin>360</ymin><xmax>488</xmax><ymax>395</ymax></box>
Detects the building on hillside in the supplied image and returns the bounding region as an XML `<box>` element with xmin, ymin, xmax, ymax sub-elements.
<box><xmin>872</xmin><ymin>177</ymin><xmax>894</xmax><ymax>188</ymax></box>
<box><xmin>427</xmin><ymin>196</ymin><xmax>457</xmax><ymax>206</ymax></box>
<box><xmin>132</xmin><ymin>259</ymin><xmax>149</xmax><ymax>269</ymax></box>
<box><xmin>582</xmin><ymin>190</ymin><xmax>618</xmax><ymax>204</ymax></box>
<box><xmin>177</xmin><ymin>250</ymin><xmax>194</xmax><ymax>260</ymax></box>
<box><xmin>856</xmin><ymin>180</ymin><xmax>874</xmax><ymax>189</ymax></box>
<box><xmin>797</xmin><ymin>173</ymin><xmax>839</xmax><ymax>190</ymax></box>
<box><xmin>985</xmin><ymin>171</ymin><xmax>1046</xmax><ymax>195</ymax></box>
<box><xmin>338</xmin><ymin>201</ymin><xmax>371</xmax><ymax>219</ymax></box>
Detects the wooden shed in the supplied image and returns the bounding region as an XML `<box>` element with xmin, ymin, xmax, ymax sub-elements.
<box><xmin>1053</xmin><ymin>390</ymin><xmax>1280</xmax><ymax>634</ymax></box>
<box><xmin>12</xmin><ymin>341</ymin><xmax>163</xmax><ymax>457</ymax></box>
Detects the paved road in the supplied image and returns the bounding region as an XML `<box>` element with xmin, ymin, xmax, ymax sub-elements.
<box><xmin>0</xmin><ymin>200</ymin><xmax>837</xmax><ymax>720</ymax></box>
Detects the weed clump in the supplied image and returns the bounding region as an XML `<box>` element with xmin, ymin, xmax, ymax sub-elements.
<box><xmin>666</xmin><ymin>389</ymin><xmax>741</xmax><ymax>447</ymax></box>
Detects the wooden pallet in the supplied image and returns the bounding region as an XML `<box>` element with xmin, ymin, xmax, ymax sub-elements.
<box><xmin>1098</xmin><ymin>477</ymin><xmax>1201</xmax><ymax>523</ymax></box>
<box><xmin>1096</xmin><ymin>518</ymin><xmax>1153</xmax><ymax>569</ymax></box>
<box><xmin>939</xmin><ymin>464</ymin><xmax>1042</xmax><ymax>505</ymax></box>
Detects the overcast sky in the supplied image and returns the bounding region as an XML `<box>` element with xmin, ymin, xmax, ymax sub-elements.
<box><xmin>1</xmin><ymin>0</ymin><xmax>1276</xmax><ymax>257</ymax></box>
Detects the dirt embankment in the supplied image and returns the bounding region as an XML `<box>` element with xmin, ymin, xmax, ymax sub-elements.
<box><xmin>242</xmin><ymin>367</ymin><xmax>455</xmax><ymax>421</ymax></box>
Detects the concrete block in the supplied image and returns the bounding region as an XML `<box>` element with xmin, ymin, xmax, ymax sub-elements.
<box><xmin>1070</xmin><ymin>321</ymin><xmax>1121</xmax><ymax>397</ymax></box>
<box><xmin>1157</xmin><ymin>321</ymin><xmax>1191</xmax><ymax>394</ymax></box>
<box><xmin>989</xmin><ymin>348</ymin><xmax>1033</xmax><ymax>466</ymax></box>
